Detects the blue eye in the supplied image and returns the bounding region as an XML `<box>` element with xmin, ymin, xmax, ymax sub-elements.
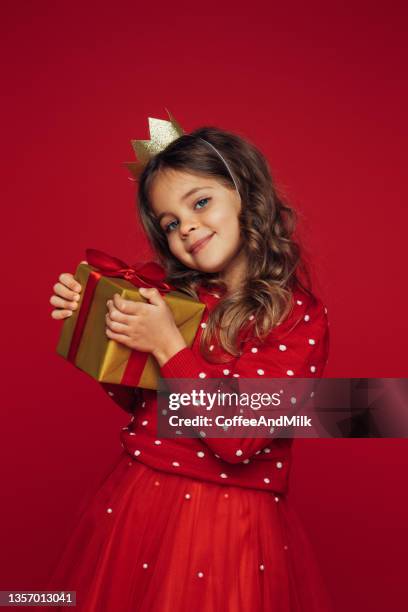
<box><xmin>195</xmin><ymin>197</ymin><xmax>209</xmax><ymax>209</ymax></box>
<box><xmin>164</xmin><ymin>197</ymin><xmax>210</xmax><ymax>234</ymax></box>
<box><xmin>165</xmin><ymin>220</ymin><xmax>179</xmax><ymax>233</ymax></box>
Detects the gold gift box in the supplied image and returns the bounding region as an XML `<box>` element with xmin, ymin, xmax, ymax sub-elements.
<box><xmin>56</xmin><ymin>261</ymin><xmax>206</xmax><ymax>390</ymax></box>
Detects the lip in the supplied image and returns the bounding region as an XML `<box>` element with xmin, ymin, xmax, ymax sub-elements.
<box><xmin>188</xmin><ymin>233</ymin><xmax>215</xmax><ymax>254</ymax></box>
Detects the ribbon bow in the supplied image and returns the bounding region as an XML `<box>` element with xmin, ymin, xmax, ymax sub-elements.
<box><xmin>85</xmin><ymin>248</ymin><xmax>173</xmax><ymax>292</ymax></box>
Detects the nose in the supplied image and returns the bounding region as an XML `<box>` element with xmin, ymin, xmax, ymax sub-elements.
<box><xmin>179</xmin><ymin>217</ymin><xmax>199</xmax><ymax>238</ymax></box>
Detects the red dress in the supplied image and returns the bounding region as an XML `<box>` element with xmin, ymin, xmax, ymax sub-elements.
<box><xmin>46</xmin><ymin>284</ymin><xmax>332</xmax><ymax>611</ymax></box>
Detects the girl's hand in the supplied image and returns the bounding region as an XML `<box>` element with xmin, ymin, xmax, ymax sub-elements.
<box><xmin>49</xmin><ymin>261</ymin><xmax>87</xmax><ymax>319</ymax></box>
<box><xmin>105</xmin><ymin>287</ymin><xmax>187</xmax><ymax>365</ymax></box>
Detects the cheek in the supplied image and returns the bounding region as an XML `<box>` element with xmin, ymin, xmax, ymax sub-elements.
<box><xmin>167</xmin><ymin>235</ymin><xmax>188</xmax><ymax>260</ymax></box>
<box><xmin>210</xmin><ymin>207</ymin><xmax>241</xmax><ymax>235</ymax></box>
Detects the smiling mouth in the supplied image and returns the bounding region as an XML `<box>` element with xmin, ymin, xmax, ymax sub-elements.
<box><xmin>190</xmin><ymin>233</ymin><xmax>215</xmax><ymax>254</ymax></box>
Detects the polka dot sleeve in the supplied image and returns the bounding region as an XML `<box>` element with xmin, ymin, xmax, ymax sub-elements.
<box><xmin>99</xmin><ymin>382</ymin><xmax>143</xmax><ymax>415</ymax></box>
<box><xmin>160</xmin><ymin>292</ymin><xmax>330</xmax><ymax>463</ymax></box>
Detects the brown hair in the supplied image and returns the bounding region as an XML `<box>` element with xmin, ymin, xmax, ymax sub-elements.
<box><xmin>136</xmin><ymin>126</ymin><xmax>315</xmax><ymax>363</ymax></box>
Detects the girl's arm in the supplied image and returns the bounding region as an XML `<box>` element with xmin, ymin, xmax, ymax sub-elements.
<box><xmin>159</xmin><ymin>293</ymin><xmax>329</xmax><ymax>463</ymax></box>
<box><xmin>99</xmin><ymin>382</ymin><xmax>143</xmax><ymax>415</ymax></box>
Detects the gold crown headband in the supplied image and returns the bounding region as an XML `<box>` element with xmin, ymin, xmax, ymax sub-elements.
<box><xmin>124</xmin><ymin>108</ymin><xmax>241</xmax><ymax>200</ymax></box>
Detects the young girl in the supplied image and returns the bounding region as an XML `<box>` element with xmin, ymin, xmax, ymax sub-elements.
<box><xmin>48</xmin><ymin>119</ymin><xmax>331</xmax><ymax>611</ymax></box>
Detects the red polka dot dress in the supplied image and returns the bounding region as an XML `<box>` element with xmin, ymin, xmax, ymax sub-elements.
<box><xmin>46</xmin><ymin>284</ymin><xmax>332</xmax><ymax>611</ymax></box>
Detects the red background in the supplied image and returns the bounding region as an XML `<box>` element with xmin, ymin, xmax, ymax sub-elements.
<box><xmin>1</xmin><ymin>1</ymin><xmax>407</xmax><ymax>609</ymax></box>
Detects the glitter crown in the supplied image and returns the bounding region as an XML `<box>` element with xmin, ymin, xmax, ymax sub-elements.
<box><xmin>123</xmin><ymin>108</ymin><xmax>185</xmax><ymax>180</ymax></box>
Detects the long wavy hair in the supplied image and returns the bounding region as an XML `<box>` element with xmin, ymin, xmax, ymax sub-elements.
<box><xmin>136</xmin><ymin>126</ymin><xmax>315</xmax><ymax>363</ymax></box>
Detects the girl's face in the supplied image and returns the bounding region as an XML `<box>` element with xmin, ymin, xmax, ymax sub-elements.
<box><xmin>149</xmin><ymin>168</ymin><xmax>243</xmax><ymax>275</ymax></box>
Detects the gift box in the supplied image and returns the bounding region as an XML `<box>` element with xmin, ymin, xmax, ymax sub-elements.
<box><xmin>56</xmin><ymin>248</ymin><xmax>206</xmax><ymax>390</ymax></box>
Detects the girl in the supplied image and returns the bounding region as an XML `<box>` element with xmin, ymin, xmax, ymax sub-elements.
<box><xmin>47</xmin><ymin>122</ymin><xmax>331</xmax><ymax>611</ymax></box>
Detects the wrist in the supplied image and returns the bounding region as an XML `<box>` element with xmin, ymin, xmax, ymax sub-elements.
<box><xmin>153</xmin><ymin>332</ymin><xmax>187</xmax><ymax>367</ymax></box>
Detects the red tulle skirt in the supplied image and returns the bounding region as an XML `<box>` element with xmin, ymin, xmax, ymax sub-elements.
<box><xmin>45</xmin><ymin>452</ymin><xmax>332</xmax><ymax>611</ymax></box>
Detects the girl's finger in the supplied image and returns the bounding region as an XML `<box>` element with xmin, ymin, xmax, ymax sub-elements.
<box><xmin>112</xmin><ymin>293</ymin><xmax>144</xmax><ymax>316</ymax></box>
<box><xmin>106</xmin><ymin>300</ymin><xmax>132</xmax><ymax>324</ymax></box>
<box><xmin>51</xmin><ymin>308</ymin><xmax>74</xmax><ymax>320</ymax></box>
<box><xmin>105</xmin><ymin>312</ymin><xmax>130</xmax><ymax>332</ymax></box>
<box><xmin>53</xmin><ymin>281</ymin><xmax>81</xmax><ymax>301</ymax></box>
<box><xmin>58</xmin><ymin>272</ymin><xmax>82</xmax><ymax>293</ymax></box>
<box><xmin>50</xmin><ymin>295</ymin><xmax>79</xmax><ymax>310</ymax></box>
<box><xmin>105</xmin><ymin>327</ymin><xmax>131</xmax><ymax>346</ymax></box>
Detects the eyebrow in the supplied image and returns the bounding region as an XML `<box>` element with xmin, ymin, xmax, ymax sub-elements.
<box><xmin>156</xmin><ymin>186</ymin><xmax>214</xmax><ymax>223</ymax></box>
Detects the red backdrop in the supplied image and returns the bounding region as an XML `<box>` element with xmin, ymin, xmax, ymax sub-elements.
<box><xmin>1</xmin><ymin>1</ymin><xmax>407</xmax><ymax>610</ymax></box>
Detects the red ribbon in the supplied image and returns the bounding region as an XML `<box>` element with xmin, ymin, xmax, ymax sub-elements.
<box><xmin>67</xmin><ymin>248</ymin><xmax>174</xmax><ymax>387</ymax></box>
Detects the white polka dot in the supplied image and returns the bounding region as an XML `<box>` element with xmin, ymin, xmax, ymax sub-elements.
<box><xmin>279</xmin><ymin>344</ymin><xmax>287</xmax><ymax>351</ymax></box>
<box><xmin>121</xmin><ymin>426</ymin><xmax>128</xmax><ymax>431</ymax></box>
<box><xmin>197</xmin><ymin>451</ymin><xmax>205</xmax><ymax>458</ymax></box>
<box><xmin>224</xmin><ymin>493</ymin><xmax>229</xmax><ymax>498</ymax></box>
<box><xmin>106</xmin><ymin>508</ymin><xmax>113</xmax><ymax>513</ymax></box>
<box><xmin>214</xmin><ymin>454</ymin><xmax>220</xmax><ymax>458</ymax></box>
<box><xmin>310</xmin><ymin>365</ymin><xmax>316</xmax><ymax>373</ymax></box>
<box><xmin>310</xmin><ymin>391</ymin><xmax>315</xmax><ymax>398</ymax></box>
<box><xmin>199</xmin><ymin>431</ymin><xmax>206</xmax><ymax>437</ymax></box>
<box><xmin>235</xmin><ymin>449</ymin><xmax>243</xmax><ymax>456</ymax></box>
<box><xmin>198</xmin><ymin>372</ymin><xmax>207</xmax><ymax>378</ymax></box>
<box><xmin>276</xmin><ymin>461</ymin><xmax>283</xmax><ymax>469</ymax></box>
<box><xmin>214</xmin><ymin>293</ymin><xmax>220</xmax><ymax>298</ymax></box>
<box><xmin>162</xmin><ymin>409</ymin><xmax>167</xmax><ymax>415</ymax></box>
<box><xmin>142</xmin><ymin>420</ymin><xmax>148</xmax><ymax>426</ymax></box>
<box><xmin>255</xmin><ymin>450</ymin><xmax>261</xmax><ymax>455</ymax></box>
<box><xmin>264</xmin><ymin>478</ymin><xmax>270</xmax><ymax>484</ymax></box>
<box><xmin>270</xmin><ymin>426</ymin><xmax>275</xmax><ymax>434</ymax></box>
<box><xmin>251</xmin><ymin>347</ymin><xmax>258</xmax><ymax>353</ymax></box>
<box><xmin>308</xmin><ymin>338</ymin><xmax>315</xmax><ymax>345</ymax></box>
<box><xmin>134</xmin><ymin>450</ymin><xmax>141</xmax><ymax>456</ymax></box>
<box><xmin>296</xmin><ymin>300</ymin><xmax>303</xmax><ymax>305</ymax></box>
<box><xmin>220</xmin><ymin>473</ymin><xmax>228</xmax><ymax>478</ymax></box>
<box><xmin>304</xmin><ymin>314</ymin><xmax>310</xmax><ymax>321</ymax></box>
<box><xmin>257</xmin><ymin>369</ymin><xmax>264</xmax><ymax>375</ymax></box>
<box><xmin>142</xmin><ymin>401</ymin><xmax>146</xmax><ymax>407</ymax></box>
<box><xmin>233</xmin><ymin>373</ymin><xmax>240</xmax><ymax>377</ymax></box>
<box><xmin>129</xmin><ymin>432</ymin><xmax>136</xmax><ymax>436</ymax></box>
<box><xmin>154</xmin><ymin>440</ymin><xmax>162</xmax><ymax>445</ymax></box>
<box><xmin>263</xmin><ymin>447</ymin><xmax>271</xmax><ymax>453</ymax></box>
<box><xmin>200</xmin><ymin>322</ymin><xmax>207</xmax><ymax>328</ymax></box>
<box><xmin>172</xmin><ymin>461</ymin><xmax>180</xmax><ymax>467</ymax></box>
<box><xmin>197</xmin><ymin>571</ymin><xmax>204</xmax><ymax>578</ymax></box>
<box><xmin>108</xmin><ymin>391</ymin><xmax>114</xmax><ymax>396</ymax></box>
<box><xmin>248</xmin><ymin>315</ymin><xmax>255</xmax><ymax>321</ymax></box>
<box><xmin>223</xmin><ymin>369</ymin><xmax>230</xmax><ymax>375</ymax></box>
<box><xmin>142</xmin><ymin>563</ymin><xmax>148</xmax><ymax>569</ymax></box>
<box><xmin>185</xmin><ymin>493</ymin><xmax>191</xmax><ymax>499</ymax></box>
<box><xmin>286</xmin><ymin>370</ymin><xmax>294</xmax><ymax>376</ymax></box>
<box><xmin>259</xmin><ymin>564</ymin><xmax>265</xmax><ymax>571</ymax></box>
<box><xmin>209</xmin><ymin>345</ymin><xmax>214</xmax><ymax>351</ymax></box>
<box><xmin>324</xmin><ymin>307</ymin><xmax>328</xmax><ymax>314</ymax></box>
<box><xmin>128</xmin><ymin>461</ymin><xmax>133</xmax><ymax>466</ymax></box>
<box><xmin>154</xmin><ymin>481</ymin><xmax>160</xmax><ymax>486</ymax></box>
<box><xmin>274</xmin><ymin>496</ymin><xmax>279</xmax><ymax>502</ymax></box>
<box><xmin>290</xmin><ymin>396</ymin><xmax>296</xmax><ymax>404</ymax></box>
<box><xmin>243</xmin><ymin>459</ymin><xmax>250</xmax><ymax>464</ymax></box>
